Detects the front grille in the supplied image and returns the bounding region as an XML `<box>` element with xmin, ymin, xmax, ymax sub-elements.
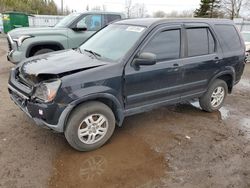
<box><xmin>7</xmin><ymin>37</ymin><xmax>12</xmax><ymax>51</ymax></box>
<box><xmin>9</xmin><ymin>89</ymin><xmax>27</xmax><ymax>107</ymax></box>
<box><xmin>9</xmin><ymin>68</ymin><xmax>32</xmax><ymax>96</ymax></box>
<box><xmin>15</xmin><ymin>70</ymin><xmax>33</xmax><ymax>89</ymax></box>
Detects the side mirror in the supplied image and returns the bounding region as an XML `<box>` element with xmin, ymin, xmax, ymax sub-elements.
<box><xmin>132</xmin><ymin>52</ymin><xmax>157</xmax><ymax>69</ymax></box>
<box><xmin>72</xmin><ymin>26</ymin><xmax>87</xmax><ymax>32</ymax></box>
<box><xmin>72</xmin><ymin>23</ymin><xmax>87</xmax><ymax>31</ymax></box>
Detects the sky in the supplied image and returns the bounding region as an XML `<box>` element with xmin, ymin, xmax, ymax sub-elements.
<box><xmin>54</xmin><ymin>0</ymin><xmax>200</xmax><ymax>15</ymax></box>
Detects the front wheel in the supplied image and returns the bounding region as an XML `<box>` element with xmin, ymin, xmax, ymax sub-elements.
<box><xmin>199</xmin><ymin>79</ymin><xmax>228</xmax><ymax>112</ymax></box>
<box><xmin>65</xmin><ymin>101</ymin><xmax>115</xmax><ymax>151</ymax></box>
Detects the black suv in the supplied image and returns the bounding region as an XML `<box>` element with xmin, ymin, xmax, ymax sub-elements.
<box><xmin>8</xmin><ymin>18</ymin><xmax>245</xmax><ymax>151</ymax></box>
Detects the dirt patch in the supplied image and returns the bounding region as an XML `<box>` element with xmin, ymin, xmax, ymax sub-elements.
<box><xmin>48</xmin><ymin>130</ymin><xmax>168</xmax><ymax>188</ymax></box>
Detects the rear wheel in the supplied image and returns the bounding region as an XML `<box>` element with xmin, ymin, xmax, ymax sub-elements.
<box><xmin>65</xmin><ymin>101</ymin><xmax>115</xmax><ymax>151</ymax></box>
<box><xmin>34</xmin><ymin>48</ymin><xmax>55</xmax><ymax>56</ymax></box>
<box><xmin>199</xmin><ymin>79</ymin><xmax>228</xmax><ymax>112</ymax></box>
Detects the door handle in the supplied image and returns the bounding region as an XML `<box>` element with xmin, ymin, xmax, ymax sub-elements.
<box><xmin>214</xmin><ymin>57</ymin><xmax>220</xmax><ymax>64</ymax></box>
<box><xmin>172</xmin><ymin>63</ymin><xmax>179</xmax><ymax>71</ymax></box>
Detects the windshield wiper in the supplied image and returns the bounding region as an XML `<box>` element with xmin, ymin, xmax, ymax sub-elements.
<box><xmin>84</xmin><ymin>49</ymin><xmax>101</xmax><ymax>58</ymax></box>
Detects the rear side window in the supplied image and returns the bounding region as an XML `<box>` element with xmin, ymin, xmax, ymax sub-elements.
<box><xmin>106</xmin><ymin>14</ymin><xmax>121</xmax><ymax>23</ymax></box>
<box><xmin>214</xmin><ymin>24</ymin><xmax>241</xmax><ymax>52</ymax></box>
<box><xmin>186</xmin><ymin>28</ymin><xmax>215</xmax><ymax>57</ymax></box>
<box><xmin>142</xmin><ymin>29</ymin><xmax>181</xmax><ymax>61</ymax></box>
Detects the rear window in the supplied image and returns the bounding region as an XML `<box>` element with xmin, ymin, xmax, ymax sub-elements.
<box><xmin>106</xmin><ymin>15</ymin><xmax>121</xmax><ymax>23</ymax></box>
<box><xmin>214</xmin><ymin>24</ymin><xmax>242</xmax><ymax>52</ymax></box>
<box><xmin>186</xmin><ymin>28</ymin><xmax>215</xmax><ymax>57</ymax></box>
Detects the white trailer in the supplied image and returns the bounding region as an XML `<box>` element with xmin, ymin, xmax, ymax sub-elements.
<box><xmin>28</xmin><ymin>15</ymin><xmax>65</xmax><ymax>27</ymax></box>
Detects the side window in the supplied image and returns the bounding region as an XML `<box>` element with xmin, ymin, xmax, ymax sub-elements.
<box><xmin>214</xmin><ymin>24</ymin><xmax>241</xmax><ymax>52</ymax></box>
<box><xmin>106</xmin><ymin>14</ymin><xmax>121</xmax><ymax>23</ymax></box>
<box><xmin>77</xmin><ymin>14</ymin><xmax>102</xmax><ymax>31</ymax></box>
<box><xmin>208</xmin><ymin>30</ymin><xmax>215</xmax><ymax>54</ymax></box>
<box><xmin>142</xmin><ymin>29</ymin><xmax>181</xmax><ymax>61</ymax></box>
<box><xmin>186</xmin><ymin>28</ymin><xmax>215</xmax><ymax>57</ymax></box>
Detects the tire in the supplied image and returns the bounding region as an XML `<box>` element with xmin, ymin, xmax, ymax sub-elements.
<box><xmin>34</xmin><ymin>48</ymin><xmax>55</xmax><ymax>56</ymax></box>
<box><xmin>65</xmin><ymin>101</ymin><xmax>116</xmax><ymax>151</ymax></box>
<box><xmin>199</xmin><ymin>79</ymin><xmax>228</xmax><ymax>112</ymax></box>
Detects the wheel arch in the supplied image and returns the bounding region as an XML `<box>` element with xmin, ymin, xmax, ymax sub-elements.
<box><xmin>26</xmin><ymin>41</ymin><xmax>65</xmax><ymax>57</ymax></box>
<box><xmin>208</xmin><ymin>69</ymin><xmax>235</xmax><ymax>94</ymax></box>
<box><xmin>64</xmin><ymin>93</ymin><xmax>125</xmax><ymax>131</ymax></box>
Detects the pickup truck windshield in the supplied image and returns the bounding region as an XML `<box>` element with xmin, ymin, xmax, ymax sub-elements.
<box><xmin>80</xmin><ymin>24</ymin><xmax>146</xmax><ymax>61</ymax></box>
<box><xmin>55</xmin><ymin>13</ymin><xmax>81</xmax><ymax>28</ymax></box>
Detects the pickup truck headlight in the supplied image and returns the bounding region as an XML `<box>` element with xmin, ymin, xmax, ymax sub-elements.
<box><xmin>34</xmin><ymin>79</ymin><xmax>61</xmax><ymax>102</ymax></box>
<box><xmin>13</xmin><ymin>35</ymin><xmax>33</xmax><ymax>47</ymax></box>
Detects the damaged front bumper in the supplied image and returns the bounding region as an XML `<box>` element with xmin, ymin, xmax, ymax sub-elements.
<box><xmin>8</xmin><ymin>69</ymin><xmax>71</xmax><ymax>133</ymax></box>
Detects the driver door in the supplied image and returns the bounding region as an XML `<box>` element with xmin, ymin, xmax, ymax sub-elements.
<box><xmin>68</xmin><ymin>14</ymin><xmax>103</xmax><ymax>48</ymax></box>
<box><xmin>124</xmin><ymin>25</ymin><xmax>184</xmax><ymax>112</ymax></box>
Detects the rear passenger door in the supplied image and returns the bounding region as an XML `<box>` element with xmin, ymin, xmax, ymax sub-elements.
<box><xmin>180</xmin><ymin>24</ymin><xmax>221</xmax><ymax>99</ymax></box>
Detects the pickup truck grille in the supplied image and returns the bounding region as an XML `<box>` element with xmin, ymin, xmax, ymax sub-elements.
<box><xmin>7</xmin><ymin>37</ymin><xmax>12</xmax><ymax>51</ymax></box>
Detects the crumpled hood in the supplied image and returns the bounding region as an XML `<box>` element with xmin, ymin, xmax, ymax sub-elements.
<box><xmin>18</xmin><ymin>49</ymin><xmax>109</xmax><ymax>81</ymax></box>
<box><xmin>8</xmin><ymin>27</ymin><xmax>68</xmax><ymax>37</ymax></box>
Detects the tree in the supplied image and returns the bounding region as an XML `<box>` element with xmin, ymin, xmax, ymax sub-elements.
<box><xmin>130</xmin><ymin>3</ymin><xmax>147</xmax><ymax>18</ymax></box>
<box><xmin>179</xmin><ymin>10</ymin><xmax>194</xmax><ymax>17</ymax></box>
<box><xmin>166</xmin><ymin>10</ymin><xmax>194</xmax><ymax>18</ymax></box>
<box><xmin>153</xmin><ymin>11</ymin><xmax>166</xmax><ymax>18</ymax></box>
<box><xmin>221</xmin><ymin>0</ymin><xmax>250</xmax><ymax>19</ymax></box>
<box><xmin>0</xmin><ymin>0</ymin><xmax>59</xmax><ymax>15</ymax></box>
<box><xmin>125</xmin><ymin>0</ymin><xmax>132</xmax><ymax>18</ymax></box>
<box><xmin>91</xmin><ymin>6</ymin><xmax>102</xmax><ymax>11</ymax></box>
<box><xmin>86</xmin><ymin>5</ymin><xmax>89</xmax><ymax>11</ymax></box>
<box><xmin>194</xmin><ymin>0</ymin><xmax>220</xmax><ymax>18</ymax></box>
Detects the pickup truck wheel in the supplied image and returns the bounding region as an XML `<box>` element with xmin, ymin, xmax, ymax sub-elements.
<box><xmin>34</xmin><ymin>48</ymin><xmax>54</xmax><ymax>56</ymax></box>
<box><xmin>199</xmin><ymin>79</ymin><xmax>228</xmax><ymax>112</ymax></box>
<box><xmin>65</xmin><ymin>101</ymin><xmax>115</xmax><ymax>151</ymax></box>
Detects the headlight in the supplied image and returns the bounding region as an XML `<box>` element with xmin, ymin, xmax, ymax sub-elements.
<box><xmin>34</xmin><ymin>79</ymin><xmax>61</xmax><ymax>102</ymax></box>
<box><xmin>13</xmin><ymin>35</ymin><xmax>33</xmax><ymax>47</ymax></box>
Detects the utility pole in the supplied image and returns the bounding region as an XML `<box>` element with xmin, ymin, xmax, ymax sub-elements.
<box><xmin>61</xmin><ymin>0</ymin><xmax>64</xmax><ymax>15</ymax></box>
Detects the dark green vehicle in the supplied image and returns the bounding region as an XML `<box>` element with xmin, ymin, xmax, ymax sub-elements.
<box><xmin>7</xmin><ymin>12</ymin><xmax>125</xmax><ymax>64</ymax></box>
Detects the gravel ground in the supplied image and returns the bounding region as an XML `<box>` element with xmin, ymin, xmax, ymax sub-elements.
<box><xmin>0</xmin><ymin>36</ymin><xmax>250</xmax><ymax>188</ymax></box>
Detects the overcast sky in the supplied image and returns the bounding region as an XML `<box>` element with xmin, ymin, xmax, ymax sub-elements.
<box><xmin>54</xmin><ymin>0</ymin><xmax>200</xmax><ymax>14</ymax></box>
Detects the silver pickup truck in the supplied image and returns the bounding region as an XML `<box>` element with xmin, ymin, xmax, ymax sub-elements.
<box><xmin>7</xmin><ymin>12</ymin><xmax>125</xmax><ymax>64</ymax></box>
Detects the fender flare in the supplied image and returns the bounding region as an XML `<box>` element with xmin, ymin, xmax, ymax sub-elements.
<box><xmin>207</xmin><ymin>67</ymin><xmax>235</xmax><ymax>93</ymax></box>
<box><xmin>64</xmin><ymin>93</ymin><xmax>125</xmax><ymax>130</ymax></box>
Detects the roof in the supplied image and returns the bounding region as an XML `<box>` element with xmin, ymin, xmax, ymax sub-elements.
<box><xmin>115</xmin><ymin>18</ymin><xmax>234</xmax><ymax>27</ymax></box>
<box><xmin>77</xmin><ymin>11</ymin><xmax>125</xmax><ymax>16</ymax></box>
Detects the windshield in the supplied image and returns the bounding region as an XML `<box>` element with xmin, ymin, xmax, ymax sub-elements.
<box><xmin>55</xmin><ymin>13</ymin><xmax>81</xmax><ymax>28</ymax></box>
<box><xmin>242</xmin><ymin>32</ymin><xmax>250</xmax><ymax>42</ymax></box>
<box><xmin>80</xmin><ymin>24</ymin><xmax>146</xmax><ymax>61</ymax></box>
